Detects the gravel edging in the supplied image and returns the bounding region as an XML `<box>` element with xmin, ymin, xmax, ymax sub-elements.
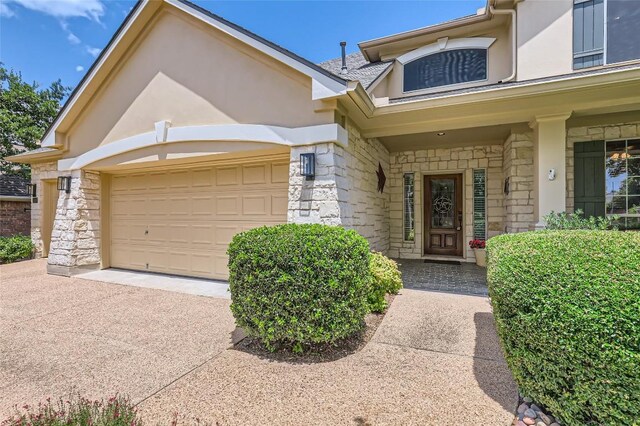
<box><xmin>514</xmin><ymin>395</ymin><xmax>561</xmax><ymax>426</ymax></box>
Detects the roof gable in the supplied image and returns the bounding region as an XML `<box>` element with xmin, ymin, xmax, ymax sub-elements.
<box><xmin>41</xmin><ymin>0</ymin><xmax>347</xmax><ymax>148</ymax></box>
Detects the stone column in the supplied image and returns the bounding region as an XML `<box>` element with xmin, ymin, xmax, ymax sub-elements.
<box><xmin>47</xmin><ymin>170</ymin><xmax>101</xmax><ymax>276</ymax></box>
<box><xmin>288</xmin><ymin>143</ymin><xmax>349</xmax><ymax>226</ymax></box>
<box><xmin>530</xmin><ymin>113</ymin><xmax>571</xmax><ymax>228</ymax></box>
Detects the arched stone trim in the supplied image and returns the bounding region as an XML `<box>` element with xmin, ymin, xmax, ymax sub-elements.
<box><xmin>396</xmin><ymin>37</ymin><xmax>496</xmax><ymax>65</ymax></box>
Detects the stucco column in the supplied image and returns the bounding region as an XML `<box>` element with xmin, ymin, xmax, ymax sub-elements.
<box><xmin>47</xmin><ymin>170</ymin><xmax>101</xmax><ymax>276</ymax></box>
<box><xmin>530</xmin><ymin>113</ymin><xmax>571</xmax><ymax>229</ymax></box>
<box><xmin>288</xmin><ymin>143</ymin><xmax>349</xmax><ymax>226</ymax></box>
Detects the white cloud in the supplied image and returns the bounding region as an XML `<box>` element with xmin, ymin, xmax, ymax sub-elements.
<box><xmin>86</xmin><ymin>46</ymin><xmax>101</xmax><ymax>58</ymax></box>
<box><xmin>7</xmin><ymin>0</ymin><xmax>105</xmax><ymax>22</ymax></box>
<box><xmin>67</xmin><ymin>31</ymin><xmax>81</xmax><ymax>44</ymax></box>
<box><xmin>75</xmin><ymin>65</ymin><xmax>84</xmax><ymax>72</ymax></box>
<box><xmin>0</xmin><ymin>3</ymin><xmax>15</xmax><ymax>17</ymax></box>
<box><xmin>60</xmin><ymin>21</ymin><xmax>81</xmax><ymax>44</ymax></box>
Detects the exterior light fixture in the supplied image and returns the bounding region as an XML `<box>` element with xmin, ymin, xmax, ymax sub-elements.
<box><xmin>26</xmin><ymin>183</ymin><xmax>38</xmax><ymax>203</ymax></box>
<box><xmin>57</xmin><ymin>176</ymin><xmax>72</xmax><ymax>194</ymax></box>
<box><xmin>26</xmin><ymin>183</ymin><xmax>36</xmax><ymax>197</ymax></box>
<box><xmin>300</xmin><ymin>153</ymin><xmax>315</xmax><ymax>180</ymax></box>
<box><xmin>437</xmin><ymin>132</ymin><xmax>446</xmax><ymax>136</ymax></box>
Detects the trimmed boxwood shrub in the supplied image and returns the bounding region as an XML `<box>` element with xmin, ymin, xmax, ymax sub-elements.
<box><xmin>227</xmin><ymin>224</ymin><xmax>370</xmax><ymax>352</ymax></box>
<box><xmin>487</xmin><ymin>231</ymin><xmax>640</xmax><ymax>425</ymax></box>
<box><xmin>0</xmin><ymin>235</ymin><xmax>34</xmax><ymax>264</ymax></box>
<box><xmin>367</xmin><ymin>252</ymin><xmax>402</xmax><ymax>313</ymax></box>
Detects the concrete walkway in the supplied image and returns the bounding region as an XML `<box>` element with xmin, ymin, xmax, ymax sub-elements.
<box><xmin>76</xmin><ymin>268</ymin><xmax>230</xmax><ymax>299</ymax></box>
<box><xmin>1</xmin><ymin>260</ymin><xmax>517</xmax><ymax>425</ymax></box>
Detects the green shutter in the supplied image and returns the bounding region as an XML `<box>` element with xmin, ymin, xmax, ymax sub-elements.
<box><xmin>574</xmin><ymin>140</ymin><xmax>605</xmax><ymax>217</ymax></box>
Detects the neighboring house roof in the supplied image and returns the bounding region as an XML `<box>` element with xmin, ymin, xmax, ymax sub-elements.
<box><xmin>0</xmin><ymin>174</ymin><xmax>29</xmax><ymax>197</ymax></box>
<box><xmin>388</xmin><ymin>61</ymin><xmax>640</xmax><ymax>104</ymax></box>
<box><xmin>318</xmin><ymin>52</ymin><xmax>393</xmax><ymax>90</ymax></box>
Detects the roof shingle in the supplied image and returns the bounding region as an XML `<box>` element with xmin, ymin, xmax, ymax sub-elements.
<box><xmin>0</xmin><ymin>174</ymin><xmax>29</xmax><ymax>197</ymax></box>
<box><xmin>318</xmin><ymin>52</ymin><xmax>392</xmax><ymax>89</ymax></box>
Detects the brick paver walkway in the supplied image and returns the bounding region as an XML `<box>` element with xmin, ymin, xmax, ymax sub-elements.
<box><xmin>396</xmin><ymin>259</ymin><xmax>488</xmax><ymax>296</ymax></box>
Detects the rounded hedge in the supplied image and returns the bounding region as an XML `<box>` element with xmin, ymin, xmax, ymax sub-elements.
<box><xmin>227</xmin><ymin>224</ymin><xmax>371</xmax><ymax>352</ymax></box>
<box><xmin>367</xmin><ymin>252</ymin><xmax>403</xmax><ymax>313</ymax></box>
<box><xmin>487</xmin><ymin>231</ymin><xmax>640</xmax><ymax>425</ymax></box>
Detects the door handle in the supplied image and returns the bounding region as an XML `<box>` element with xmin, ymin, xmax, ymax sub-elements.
<box><xmin>456</xmin><ymin>211</ymin><xmax>462</xmax><ymax>231</ymax></box>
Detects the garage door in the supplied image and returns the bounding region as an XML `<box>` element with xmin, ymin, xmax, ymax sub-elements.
<box><xmin>110</xmin><ymin>158</ymin><xmax>289</xmax><ymax>280</ymax></box>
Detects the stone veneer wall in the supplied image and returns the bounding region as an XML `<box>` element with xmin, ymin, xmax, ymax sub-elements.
<box><xmin>502</xmin><ymin>132</ymin><xmax>535</xmax><ymax>233</ymax></box>
<box><xmin>566</xmin><ymin>121</ymin><xmax>640</xmax><ymax>212</ymax></box>
<box><xmin>45</xmin><ymin>170</ymin><xmax>101</xmax><ymax>275</ymax></box>
<box><xmin>388</xmin><ymin>145</ymin><xmax>504</xmax><ymax>260</ymax></box>
<box><xmin>287</xmin><ymin>121</ymin><xmax>390</xmax><ymax>252</ymax></box>
<box><xmin>30</xmin><ymin>162</ymin><xmax>60</xmax><ymax>258</ymax></box>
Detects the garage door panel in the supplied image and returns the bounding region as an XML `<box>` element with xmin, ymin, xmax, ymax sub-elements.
<box><xmin>216</xmin><ymin>195</ymin><xmax>239</xmax><ymax>215</ymax></box>
<box><xmin>242</xmin><ymin>195</ymin><xmax>268</xmax><ymax>215</ymax></box>
<box><xmin>242</xmin><ymin>164</ymin><xmax>267</xmax><ymax>184</ymax></box>
<box><xmin>216</xmin><ymin>167</ymin><xmax>239</xmax><ymax>186</ymax></box>
<box><xmin>190</xmin><ymin>224</ymin><xmax>214</xmax><ymax>246</ymax></box>
<box><xmin>272</xmin><ymin>194</ymin><xmax>288</xmax><ymax>216</ymax></box>
<box><xmin>191</xmin><ymin>196</ymin><xmax>214</xmax><ymax>215</ymax></box>
<box><xmin>110</xmin><ymin>158</ymin><xmax>287</xmax><ymax>280</ymax></box>
<box><xmin>271</xmin><ymin>162</ymin><xmax>289</xmax><ymax>183</ymax></box>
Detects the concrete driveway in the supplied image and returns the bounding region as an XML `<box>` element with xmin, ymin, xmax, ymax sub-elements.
<box><xmin>1</xmin><ymin>259</ymin><xmax>517</xmax><ymax>425</ymax></box>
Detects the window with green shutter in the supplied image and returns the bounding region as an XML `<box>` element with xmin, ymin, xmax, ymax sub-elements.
<box><xmin>574</xmin><ymin>140</ymin><xmax>606</xmax><ymax>217</ymax></box>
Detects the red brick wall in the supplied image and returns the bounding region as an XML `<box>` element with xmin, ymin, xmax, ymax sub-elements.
<box><xmin>0</xmin><ymin>200</ymin><xmax>31</xmax><ymax>237</ymax></box>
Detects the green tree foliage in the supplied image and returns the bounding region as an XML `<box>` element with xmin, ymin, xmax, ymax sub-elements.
<box><xmin>0</xmin><ymin>64</ymin><xmax>68</xmax><ymax>178</ymax></box>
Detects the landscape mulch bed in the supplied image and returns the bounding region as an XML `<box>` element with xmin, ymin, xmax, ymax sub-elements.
<box><xmin>233</xmin><ymin>294</ymin><xmax>395</xmax><ymax>363</ymax></box>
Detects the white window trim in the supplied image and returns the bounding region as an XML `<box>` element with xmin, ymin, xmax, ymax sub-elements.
<box><xmin>397</xmin><ymin>37</ymin><xmax>496</xmax><ymax>96</ymax></box>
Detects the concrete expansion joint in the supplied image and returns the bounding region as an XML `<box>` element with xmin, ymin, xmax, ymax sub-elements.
<box><xmin>373</xmin><ymin>340</ymin><xmax>506</xmax><ymax>365</ymax></box>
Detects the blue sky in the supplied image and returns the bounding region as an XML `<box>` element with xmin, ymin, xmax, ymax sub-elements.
<box><xmin>1</xmin><ymin>0</ymin><xmax>485</xmax><ymax>91</ymax></box>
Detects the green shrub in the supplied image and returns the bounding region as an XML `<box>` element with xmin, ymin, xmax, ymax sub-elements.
<box><xmin>227</xmin><ymin>224</ymin><xmax>371</xmax><ymax>352</ymax></box>
<box><xmin>544</xmin><ymin>209</ymin><xmax>617</xmax><ymax>230</ymax></box>
<box><xmin>0</xmin><ymin>235</ymin><xmax>34</xmax><ymax>264</ymax></box>
<box><xmin>367</xmin><ymin>252</ymin><xmax>402</xmax><ymax>313</ymax></box>
<box><xmin>487</xmin><ymin>231</ymin><xmax>640</xmax><ymax>425</ymax></box>
<box><xmin>1</xmin><ymin>394</ymin><xmax>142</xmax><ymax>426</ymax></box>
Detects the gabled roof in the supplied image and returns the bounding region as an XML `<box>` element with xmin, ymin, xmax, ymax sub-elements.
<box><xmin>318</xmin><ymin>52</ymin><xmax>393</xmax><ymax>90</ymax></box>
<box><xmin>0</xmin><ymin>174</ymin><xmax>29</xmax><ymax>197</ymax></box>
<box><xmin>40</xmin><ymin>0</ymin><xmax>349</xmax><ymax>148</ymax></box>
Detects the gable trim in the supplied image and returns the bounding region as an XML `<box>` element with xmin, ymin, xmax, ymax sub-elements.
<box><xmin>58</xmin><ymin>123</ymin><xmax>348</xmax><ymax>171</ymax></box>
<box><xmin>41</xmin><ymin>0</ymin><xmax>348</xmax><ymax>148</ymax></box>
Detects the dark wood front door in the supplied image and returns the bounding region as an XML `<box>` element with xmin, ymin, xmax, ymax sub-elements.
<box><xmin>424</xmin><ymin>174</ymin><xmax>463</xmax><ymax>256</ymax></box>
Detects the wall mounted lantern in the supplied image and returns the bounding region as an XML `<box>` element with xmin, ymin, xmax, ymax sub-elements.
<box><xmin>26</xmin><ymin>183</ymin><xmax>38</xmax><ymax>203</ymax></box>
<box><xmin>57</xmin><ymin>176</ymin><xmax>72</xmax><ymax>194</ymax></box>
<box><xmin>300</xmin><ymin>153</ymin><xmax>315</xmax><ymax>180</ymax></box>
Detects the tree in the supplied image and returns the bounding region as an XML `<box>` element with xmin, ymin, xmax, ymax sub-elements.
<box><xmin>0</xmin><ymin>64</ymin><xmax>69</xmax><ymax>178</ymax></box>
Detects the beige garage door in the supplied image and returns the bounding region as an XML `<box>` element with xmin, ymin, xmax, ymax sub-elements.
<box><xmin>110</xmin><ymin>158</ymin><xmax>289</xmax><ymax>280</ymax></box>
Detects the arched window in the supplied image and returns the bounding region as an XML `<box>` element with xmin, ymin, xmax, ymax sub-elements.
<box><xmin>404</xmin><ymin>49</ymin><xmax>487</xmax><ymax>91</ymax></box>
<box><xmin>398</xmin><ymin>37</ymin><xmax>495</xmax><ymax>93</ymax></box>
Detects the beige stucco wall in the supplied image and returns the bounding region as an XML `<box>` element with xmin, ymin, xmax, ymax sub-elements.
<box><xmin>287</xmin><ymin>121</ymin><xmax>390</xmax><ymax>252</ymax></box>
<box><xmin>64</xmin><ymin>9</ymin><xmax>333</xmax><ymax>158</ymax></box>
<box><xmin>516</xmin><ymin>0</ymin><xmax>573</xmax><ymax>81</ymax></box>
<box><xmin>388</xmin><ymin>145</ymin><xmax>504</xmax><ymax>260</ymax></box>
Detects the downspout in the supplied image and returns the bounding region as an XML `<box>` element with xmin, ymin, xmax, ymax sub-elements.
<box><xmin>489</xmin><ymin>4</ymin><xmax>518</xmax><ymax>82</ymax></box>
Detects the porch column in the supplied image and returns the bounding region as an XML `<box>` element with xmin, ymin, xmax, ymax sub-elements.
<box><xmin>47</xmin><ymin>170</ymin><xmax>101</xmax><ymax>276</ymax></box>
<box><xmin>529</xmin><ymin>113</ymin><xmax>571</xmax><ymax>229</ymax></box>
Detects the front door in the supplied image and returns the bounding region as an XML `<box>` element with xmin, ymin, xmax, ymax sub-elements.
<box><xmin>424</xmin><ymin>174</ymin><xmax>463</xmax><ymax>256</ymax></box>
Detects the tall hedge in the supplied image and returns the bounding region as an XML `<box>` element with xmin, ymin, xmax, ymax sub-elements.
<box><xmin>227</xmin><ymin>224</ymin><xmax>370</xmax><ymax>352</ymax></box>
<box><xmin>487</xmin><ymin>231</ymin><xmax>640</xmax><ymax>425</ymax></box>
